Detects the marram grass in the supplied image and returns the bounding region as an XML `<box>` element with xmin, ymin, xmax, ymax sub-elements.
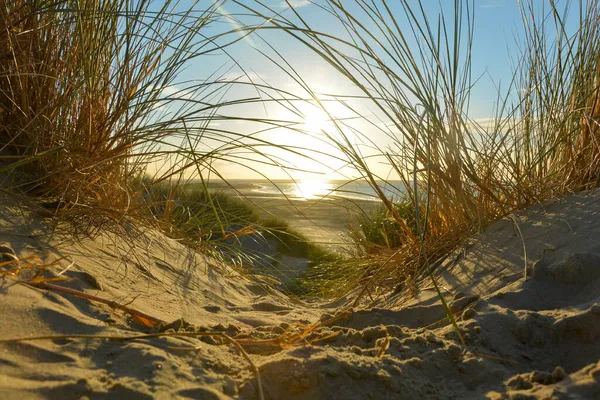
<box><xmin>3</xmin><ymin>0</ymin><xmax>600</xmax><ymax>302</ymax></box>
<box><xmin>239</xmin><ymin>0</ymin><xmax>600</xmax><ymax>300</ymax></box>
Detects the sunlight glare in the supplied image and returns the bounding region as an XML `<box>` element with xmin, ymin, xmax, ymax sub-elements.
<box><xmin>294</xmin><ymin>179</ymin><xmax>332</xmax><ymax>200</ymax></box>
<box><xmin>302</xmin><ymin>107</ymin><xmax>332</xmax><ymax>133</ymax></box>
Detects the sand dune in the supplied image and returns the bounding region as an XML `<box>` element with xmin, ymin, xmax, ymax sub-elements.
<box><xmin>1</xmin><ymin>190</ymin><xmax>600</xmax><ymax>399</ymax></box>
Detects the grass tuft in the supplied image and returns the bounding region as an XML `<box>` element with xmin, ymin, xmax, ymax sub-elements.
<box><xmin>239</xmin><ymin>0</ymin><xmax>600</xmax><ymax>301</ymax></box>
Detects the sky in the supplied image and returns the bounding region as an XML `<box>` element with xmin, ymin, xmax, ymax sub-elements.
<box><xmin>152</xmin><ymin>0</ymin><xmax>581</xmax><ymax>181</ymax></box>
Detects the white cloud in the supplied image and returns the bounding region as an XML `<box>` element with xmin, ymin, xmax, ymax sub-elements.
<box><xmin>278</xmin><ymin>0</ymin><xmax>312</xmax><ymax>9</ymax></box>
<box><xmin>160</xmin><ymin>85</ymin><xmax>197</xmax><ymax>100</ymax></box>
<box><xmin>466</xmin><ymin>117</ymin><xmax>522</xmax><ymax>133</ymax></box>
<box><xmin>217</xmin><ymin>5</ymin><xmax>256</xmax><ymax>47</ymax></box>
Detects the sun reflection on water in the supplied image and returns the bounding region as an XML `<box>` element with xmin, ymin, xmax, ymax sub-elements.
<box><xmin>294</xmin><ymin>180</ymin><xmax>332</xmax><ymax>200</ymax></box>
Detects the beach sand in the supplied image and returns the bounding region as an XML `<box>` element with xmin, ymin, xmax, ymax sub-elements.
<box><xmin>244</xmin><ymin>195</ymin><xmax>379</xmax><ymax>252</ymax></box>
<box><xmin>1</xmin><ymin>190</ymin><xmax>600</xmax><ymax>399</ymax></box>
<box><xmin>211</xmin><ymin>180</ymin><xmax>381</xmax><ymax>252</ymax></box>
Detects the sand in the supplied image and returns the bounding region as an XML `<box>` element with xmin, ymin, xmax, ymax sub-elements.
<box><xmin>218</xmin><ymin>182</ymin><xmax>381</xmax><ymax>252</ymax></box>
<box><xmin>1</xmin><ymin>190</ymin><xmax>600</xmax><ymax>399</ymax></box>
<box><xmin>224</xmin><ymin>194</ymin><xmax>379</xmax><ymax>285</ymax></box>
<box><xmin>249</xmin><ymin>196</ymin><xmax>373</xmax><ymax>250</ymax></box>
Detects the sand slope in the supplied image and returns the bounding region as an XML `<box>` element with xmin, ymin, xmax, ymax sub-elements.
<box><xmin>1</xmin><ymin>191</ymin><xmax>600</xmax><ymax>399</ymax></box>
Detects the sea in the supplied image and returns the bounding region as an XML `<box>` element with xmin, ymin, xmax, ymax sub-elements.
<box><xmin>206</xmin><ymin>179</ymin><xmax>407</xmax><ymax>202</ymax></box>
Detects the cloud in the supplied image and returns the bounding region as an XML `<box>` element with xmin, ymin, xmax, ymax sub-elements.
<box><xmin>468</xmin><ymin>117</ymin><xmax>501</xmax><ymax>131</ymax></box>
<box><xmin>278</xmin><ymin>0</ymin><xmax>312</xmax><ymax>9</ymax></box>
<box><xmin>160</xmin><ymin>85</ymin><xmax>197</xmax><ymax>100</ymax></box>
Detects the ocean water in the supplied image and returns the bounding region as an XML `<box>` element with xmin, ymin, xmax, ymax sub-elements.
<box><xmin>216</xmin><ymin>179</ymin><xmax>407</xmax><ymax>202</ymax></box>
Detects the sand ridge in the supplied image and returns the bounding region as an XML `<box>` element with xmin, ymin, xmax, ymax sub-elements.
<box><xmin>1</xmin><ymin>191</ymin><xmax>600</xmax><ymax>399</ymax></box>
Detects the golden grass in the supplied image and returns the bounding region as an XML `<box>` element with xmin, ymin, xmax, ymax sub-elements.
<box><xmin>2</xmin><ymin>0</ymin><xmax>599</xmax><ymax>303</ymax></box>
<box><xmin>1</xmin><ymin>1</ymin><xmax>272</xmax><ymax>229</ymax></box>
<box><xmin>1</xmin><ymin>1</ymin><xmax>136</xmax><ymax>205</ymax></box>
<box><xmin>237</xmin><ymin>0</ymin><xmax>600</xmax><ymax>301</ymax></box>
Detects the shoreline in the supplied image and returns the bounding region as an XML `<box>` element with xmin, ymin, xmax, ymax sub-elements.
<box><xmin>238</xmin><ymin>194</ymin><xmax>380</xmax><ymax>252</ymax></box>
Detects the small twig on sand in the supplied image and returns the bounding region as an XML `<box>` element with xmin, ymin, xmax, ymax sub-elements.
<box><xmin>509</xmin><ymin>214</ymin><xmax>528</xmax><ymax>279</ymax></box>
<box><xmin>467</xmin><ymin>351</ymin><xmax>519</xmax><ymax>365</ymax></box>
<box><xmin>23</xmin><ymin>281</ymin><xmax>164</xmax><ymax>327</ymax></box>
<box><xmin>223</xmin><ymin>333</ymin><xmax>265</xmax><ymax>400</ymax></box>
<box><xmin>375</xmin><ymin>326</ymin><xmax>390</xmax><ymax>358</ymax></box>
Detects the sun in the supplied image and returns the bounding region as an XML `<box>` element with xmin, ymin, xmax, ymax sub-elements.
<box><xmin>302</xmin><ymin>107</ymin><xmax>332</xmax><ymax>133</ymax></box>
<box><xmin>264</xmin><ymin>100</ymin><xmax>354</xmax><ymax>178</ymax></box>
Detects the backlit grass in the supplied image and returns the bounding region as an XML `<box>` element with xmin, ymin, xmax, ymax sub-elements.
<box><xmin>239</xmin><ymin>0</ymin><xmax>600</xmax><ymax>300</ymax></box>
<box><xmin>4</xmin><ymin>0</ymin><xmax>600</xmax><ymax>301</ymax></box>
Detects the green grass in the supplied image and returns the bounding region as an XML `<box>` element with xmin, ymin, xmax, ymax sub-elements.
<box><xmin>148</xmin><ymin>184</ymin><xmax>259</xmax><ymax>238</ymax></box>
<box><xmin>349</xmin><ymin>200</ymin><xmax>421</xmax><ymax>253</ymax></box>
<box><xmin>144</xmin><ymin>181</ymin><xmax>337</xmax><ymax>278</ymax></box>
<box><xmin>259</xmin><ymin>216</ymin><xmax>339</xmax><ymax>262</ymax></box>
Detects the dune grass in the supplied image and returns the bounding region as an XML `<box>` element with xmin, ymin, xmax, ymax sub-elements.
<box><xmin>0</xmin><ymin>0</ymin><xmax>334</xmax><ymax>277</ymax></box>
<box><xmin>1</xmin><ymin>1</ymin><xmax>229</xmax><ymax>214</ymax></box>
<box><xmin>349</xmin><ymin>200</ymin><xmax>422</xmax><ymax>254</ymax></box>
<box><xmin>143</xmin><ymin>180</ymin><xmax>337</xmax><ymax>276</ymax></box>
<box><xmin>238</xmin><ymin>0</ymin><xmax>600</xmax><ymax>300</ymax></box>
<box><xmin>0</xmin><ymin>0</ymin><xmax>294</xmax><ymax>217</ymax></box>
<box><xmin>4</xmin><ymin>0</ymin><xmax>600</xmax><ymax>302</ymax></box>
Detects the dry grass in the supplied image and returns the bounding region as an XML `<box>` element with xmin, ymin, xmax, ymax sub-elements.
<box><xmin>0</xmin><ymin>0</ymin><xmax>322</xmax><ymax>281</ymax></box>
<box><xmin>237</xmin><ymin>0</ymin><xmax>600</xmax><ymax>300</ymax></box>
<box><xmin>2</xmin><ymin>0</ymin><xmax>149</xmax><ymax>206</ymax></box>
<box><xmin>1</xmin><ymin>2</ymin><xmax>267</xmax><ymax>218</ymax></box>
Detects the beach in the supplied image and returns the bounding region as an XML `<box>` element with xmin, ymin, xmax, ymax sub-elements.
<box><xmin>210</xmin><ymin>180</ymin><xmax>383</xmax><ymax>252</ymax></box>
<box><xmin>3</xmin><ymin>0</ymin><xmax>600</xmax><ymax>398</ymax></box>
<box><xmin>245</xmin><ymin>196</ymin><xmax>378</xmax><ymax>252</ymax></box>
<box><xmin>2</xmin><ymin>189</ymin><xmax>600</xmax><ymax>399</ymax></box>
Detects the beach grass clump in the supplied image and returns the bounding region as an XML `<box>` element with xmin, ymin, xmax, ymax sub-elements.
<box><xmin>0</xmin><ymin>0</ymin><xmax>249</xmax><ymax>226</ymax></box>
<box><xmin>3</xmin><ymin>0</ymin><xmax>153</xmax><ymax>206</ymax></box>
<box><xmin>513</xmin><ymin>1</ymin><xmax>600</xmax><ymax>196</ymax></box>
<box><xmin>349</xmin><ymin>200</ymin><xmax>422</xmax><ymax>255</ymax></box>
<box><xmin>147</xmin><ymin>183</ymin><xmax>259</xmax><ymax>241</ymax></box>
<box><xmin>240</xmin><ymin>0</ymin><xmax>600</xmax><ymax>299</ymax></box>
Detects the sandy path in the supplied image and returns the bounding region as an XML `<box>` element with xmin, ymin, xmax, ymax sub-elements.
<box><xmin>241</xmin><ymin>195</ymin><xmax>379</xmax><ymax>252</ymax></box>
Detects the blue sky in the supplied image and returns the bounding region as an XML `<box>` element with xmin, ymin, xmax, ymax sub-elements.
<box><xmin>158</xmin><ymin>0</ymin><xmax>580</xmax><ymax>180</ymax></box>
